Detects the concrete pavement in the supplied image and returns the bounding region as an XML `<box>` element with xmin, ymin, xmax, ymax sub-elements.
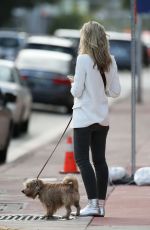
<box><xmin>0</xmin><ymin>83</ymin><xmax>150</xmax><ymax>229</ymax></box>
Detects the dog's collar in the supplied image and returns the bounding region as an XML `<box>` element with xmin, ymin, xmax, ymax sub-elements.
<box><xmin>34</xmin><ymin>180</ymin><xmax>41</xmax><ymax>195</ymax></box>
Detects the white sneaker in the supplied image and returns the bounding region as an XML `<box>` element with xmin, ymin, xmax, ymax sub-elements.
<box><xmin>99</xmin><ymin>206</ymin><xmax>105</xmax><ymax>217</ymax></box>
<box><xmin>80</xmin><ymin>199</ymin><xmax>99</xmax><ymax>217</ymax></box>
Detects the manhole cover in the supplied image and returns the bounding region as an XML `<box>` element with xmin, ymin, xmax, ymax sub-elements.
<box><xmin>0</xmin><ymin>215</ymin><xmax>45</xmax><ymax>221</ymax></box>
<box><xmin>0</xmin><ymin>215</ymin><xmax>75</xmax><ymax>221</ymax></box>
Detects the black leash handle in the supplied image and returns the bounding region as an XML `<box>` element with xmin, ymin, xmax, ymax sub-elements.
<box><xmin>36</xmin><ymin>116</ymin><xmax>72</xmax><ymax>179</ymax></box>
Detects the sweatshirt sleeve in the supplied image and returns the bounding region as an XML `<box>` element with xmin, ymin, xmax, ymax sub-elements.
<box><xmin>105</xmin><ymin>56</ymin><xmax>121</xmax><ymax>98</ymax></box>
<box><xmin>71</xmin><ymin>55</ymin><xmax>86</xmax><ymax>98</ymax></box>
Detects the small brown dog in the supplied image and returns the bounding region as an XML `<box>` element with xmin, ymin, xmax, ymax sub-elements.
<box><xmin>22</xmin><ymin>175</ymin><xmax>80</xmax><ymax>219</ymax></box>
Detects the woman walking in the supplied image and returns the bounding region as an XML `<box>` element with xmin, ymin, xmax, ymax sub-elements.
<box><xmin>69</xmin><ymin>21</ymin><xmax>121</xmax><ymax>217</ymax></box>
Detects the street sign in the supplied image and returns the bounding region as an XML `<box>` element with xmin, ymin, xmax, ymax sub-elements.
<box><xmin>137</xmin><ymin>0</ymin><xmax>150</xmax><ymax>14</ymax></box>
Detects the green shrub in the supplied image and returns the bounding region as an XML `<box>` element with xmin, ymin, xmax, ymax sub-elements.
<box><xmin>49</xmin><ymin>12</ymin><xmax>91</xmax><ymax>34</ymax></box>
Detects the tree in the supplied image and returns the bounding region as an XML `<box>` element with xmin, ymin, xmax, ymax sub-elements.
<box><xmin>49</xmin><ymin>12</ymin><xmax>91</xmax><ymax>34</ymax></box>
<box><xmin>0</xmin><ymin>0</ymin><xmax>60</xmax><ymax>27</ymax></box>
<box><xmin>0</xmin><ymin>1</ymin><xmax>33</xmax><ymax>27</ymax></box>
<box><xmin>122</xmin><ymin>0</ymin><xmax>130</xmax><ymax>9</ymax></box>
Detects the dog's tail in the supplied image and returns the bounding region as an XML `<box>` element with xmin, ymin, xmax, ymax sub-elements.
<box><xmin>62</xmin><ymin>175</ymin><xmax>79</xmax><ymax>191</ymax></box>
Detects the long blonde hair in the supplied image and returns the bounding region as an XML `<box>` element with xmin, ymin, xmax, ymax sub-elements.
<box><xmin>79</xmin><ymin>21</ymin><xmax>112</xmax><ymax>73</ymax></box>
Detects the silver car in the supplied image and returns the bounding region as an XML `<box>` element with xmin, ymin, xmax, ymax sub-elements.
<box><xmin>0</xmin><ymin>59</ymin><xmax>32</xmax><ymax>137</ymax></box>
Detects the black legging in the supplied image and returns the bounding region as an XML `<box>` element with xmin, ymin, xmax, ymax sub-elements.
<box><xmin>74</xmin><ymin>123</ymin><xmax>109</xmax><ymax>200</ymax></box>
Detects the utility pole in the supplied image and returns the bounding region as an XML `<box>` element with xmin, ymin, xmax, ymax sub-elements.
<box><xmin>130</xmin><ymin>0</ymin><xmax>136</xmax><ymax>177</ymax></box>
<box><xmin>136</xmin><ymin>15</ymin><xmax>142</xmax><ymax>103</ymax></box>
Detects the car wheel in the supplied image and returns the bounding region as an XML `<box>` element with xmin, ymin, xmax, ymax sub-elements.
<box><xmin>13</xmin><ymin>123</ymin><xmax>21</xmax><ymax>137</ymax></box>
<box><xmin>0</xmin><ymin>147</ymin><xmax>8</xmax><ymax>163</ymax></box>
<box><xmin>0</xmin><ymin>148</ymin><xmax>7</xmax><ymax>164</ymax></box>
<box><xmin>0</xmin><ymin>124</ymin><xmax>12</xmax><ymax>164</ymax></box>
<box><xmin>21</xmin><ymin>119</ymin><xmax>30</xmax><ymax>133</ymax></box>
<box><xmin>66</xmin><ymin>106</ymin><xmax>73</xmax><ymax>114</ymax></box>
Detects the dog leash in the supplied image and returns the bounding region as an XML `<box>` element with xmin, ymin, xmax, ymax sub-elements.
<box><xmin>36</xmin><ymin>116</ymin><xmax>72</xmax><ymax>180</ymax></box>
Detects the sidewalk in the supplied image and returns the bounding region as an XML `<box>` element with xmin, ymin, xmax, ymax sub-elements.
<box><xmin>0</xmin><ymin>87</ymin><xmax>150</xmax><ymax>230</ymax></box>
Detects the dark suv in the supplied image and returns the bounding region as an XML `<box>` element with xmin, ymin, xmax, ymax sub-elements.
<box><xmin>108</xmin><ymin>31</ymin><xmax>149</xmax><ymax>70</ymax></box>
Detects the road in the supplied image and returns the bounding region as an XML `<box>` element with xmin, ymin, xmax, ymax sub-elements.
<box><xmin>6</xmin><ymin>69</ymin><xmax>149</xmax><ymax>163</ymax></box>
<box><xmin>7</xmin><ymin>110</ymin><xmax>70</xmax><ymax>162</ymax></box>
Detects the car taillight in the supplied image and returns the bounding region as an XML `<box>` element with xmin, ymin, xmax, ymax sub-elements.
<box><xmin>52</xmin><ymin>77</ymin><xmax>70</xmax><ymax>85</ymax></box>
<box><xmin>20</xmin><ymin>75</ymin><xmax>28</xmax><ymax>81</ymax></box>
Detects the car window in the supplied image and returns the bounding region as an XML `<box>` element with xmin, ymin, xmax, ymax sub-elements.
<box><xmin>0</xmin><ymin>38</ymin><xmax>19</xmax><ymax>48</ymax></box>
<box><xmin>0</xmin><ymin>66</ymin><xmax>14</xmax><ymax>82</ymax></box>
<box><xmin>25</xmin><ymin>43</ymin><xmax>75</xmax><ymax>56</ymax></box>
<box><xmin>109</xmin><ymin>40</ymin><xmax>131</xmax><ymax>59</ymax></box>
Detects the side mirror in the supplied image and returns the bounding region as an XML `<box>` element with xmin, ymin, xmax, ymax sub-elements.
<box><xmin>4</xmin><ymin>92</ymin><xmax>17</xmax><ymax>103</ymax></box>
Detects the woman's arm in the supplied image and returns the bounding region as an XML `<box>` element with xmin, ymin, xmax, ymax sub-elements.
<box><xmin>71</xmin><ymin>55</ymin><xmax>86</xmax><ymax>98</ymax></box>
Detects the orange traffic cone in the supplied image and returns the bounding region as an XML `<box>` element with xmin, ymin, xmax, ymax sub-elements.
<box><xmin>60</xmin><ymin>135</ymin><xmax>80</xmax><ymax>174</ymax></box>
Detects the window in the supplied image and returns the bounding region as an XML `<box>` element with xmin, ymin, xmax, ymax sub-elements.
<box><xmin>0</xmin><ymin>38</ymin><xmax>19</xmax><ymax>48</ymax></box>
<box><xmin>0</xmin><ymin>66</ymin><xmax>14</xmax><ymax>82</ymax></box>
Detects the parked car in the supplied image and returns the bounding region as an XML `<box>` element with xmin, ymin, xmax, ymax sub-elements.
<box><xmin>25</xmin><ymin>35</ymin><xmax>77</xmax><ymax>56</ymax></box>
<box><xmin>25</xmin><ymin>35</ymin><xmax>78</xmax><ymax>71</ymax></box>
<box><xmin>54</xmin><ymin>28</ymin><xmax>80</xmax><ymax>46</ymax></box>
<box><xmin>54</xmin><ymin>29</ymin><xmax>149</xmax><ymax>69</ymax></box>
<box><xmin>0</xmin><ymin>59</ymin><xmax>32</xmax><ymax>137</ymax></box>
<box><xmin>0</xmin><ymin>30</ymin><xmax>27</xmax><ymax>61</ymax></box>
<box><xmin>142</xmin><ymin>31</ymin><xmax>150</xmax><ymax>64</ymax></box>
<box><xmin>15</xmin><ymin>49</ymin><xmax>73</xmax><ymax>113</ymax></box>
<box><xmin>0</xmin><ymin>89</ymin><xmax>15</xmax><ymax>163</ymax></box>
<box><xmin>108</xmin><ymin>31</ymin><xmax>149</xmax><ymax>70</ymax></box>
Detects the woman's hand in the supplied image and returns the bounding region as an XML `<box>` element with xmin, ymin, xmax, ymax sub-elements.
<box><xmin>67</xmin><ymin>75</ymin><xmax>74</xmax><ymax>83</ymax></box>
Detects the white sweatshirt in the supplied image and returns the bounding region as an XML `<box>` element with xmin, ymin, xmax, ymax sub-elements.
<box><xmin>70</xmin><ymin>54</ymin><xmax>121</xmax><ymax>128</ymax></box>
